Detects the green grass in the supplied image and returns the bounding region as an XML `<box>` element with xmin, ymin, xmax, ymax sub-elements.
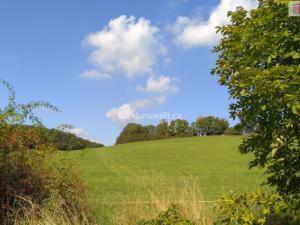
<box><xmin>59</xmin><ymin>136</ymin><xmax>266</xmax><ymax>224</ymax></box>
<box><xmin>61</xmin><ymin>136</ymin><xmax>265</xmax><ymax>200</ymax></box>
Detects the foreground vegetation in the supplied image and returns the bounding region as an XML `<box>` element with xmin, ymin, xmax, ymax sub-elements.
<box><xmin>0</xmin><ymin>81</ymin><xmax>92</xmax><ymax>225</ymax></box>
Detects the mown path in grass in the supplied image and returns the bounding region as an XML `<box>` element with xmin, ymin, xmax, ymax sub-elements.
<box><xmin>60</xmin><ymin>136</ymin><xmax>266</xmax><ymax>204</ymax></box>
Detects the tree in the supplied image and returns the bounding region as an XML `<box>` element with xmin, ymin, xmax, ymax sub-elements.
<box><xmin>224</xmin><ymin>123</ymin><xmax>243</xmax><ymax>135</ymax></box>
<box><xmin>224</xmin><ymin>123</ymin><xmax>253</xmax><ymax>135</ymax></box>
<box><xmin>116</xmin><ymin>123</ymin><xmax>149</xmax><ymax>144</ymax></box>
<box><xmin>212</xmin><ymin>0</ymin><xmax>300</xmax><ymax>199</ymax></box>
<box><xmin>154</xmin><ymin>120</ymin><xmax>171</xmax><ymax>139</ymax></box>
<box><xmin>192</xmin><ymin>116</ymin><xmax>229</xmax><ymax>136</ymax></box>
<box><xmin>144</xmin><ymin>125</ymin><xmax>156</xmax><ymax>140</ymax></box>
<box><xmin>169</xmin><ymin>119</ymin><xmax>191</xmax><ymax>137</ymax></box>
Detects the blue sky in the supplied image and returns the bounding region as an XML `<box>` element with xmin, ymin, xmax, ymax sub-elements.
<box><xmin>0</xmin><ymin>0</ymin><xmax>257</xmax><ymax>145</ymax></box>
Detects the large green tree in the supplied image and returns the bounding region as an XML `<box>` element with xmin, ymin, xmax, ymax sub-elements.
<box><xmin>116</xmin><ymin>123</ymin><xmax>149</xmax><ymax>144</ymax></box>
<box><xmin>212</xmin><ymin>0</ymin><xmax>300</xmax><ymax>198</ymax></box>
<box><xmin>192</xmin><ymin>116</ymin><xmax>229</xmax><ymax>136</ymax></box>
<box><xmin>154</xmin><ymin>120</ymin><xmax>172</xmax><ymax>139</ymax></box>
<box><xmin>169</xmin><ymin>119</ymin><xmax>191</xmax><ymax>137</ymax></box>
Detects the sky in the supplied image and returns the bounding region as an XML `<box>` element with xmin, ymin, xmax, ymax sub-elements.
<box><xmin>0</xmin><ymin>0</ymin><xmax>258</xmax><ymax>145</ymax></box>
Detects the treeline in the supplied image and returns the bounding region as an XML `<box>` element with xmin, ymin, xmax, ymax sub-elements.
<box><xmin>46</xmin><ymin>127</ymin><xmax>104</xmax><ymax>150</ymax></box>
<box><xmin>116</xmin><ymin>116</ymin><xmax>244</xmax><ymax>144</ymax></box>
<box><xmin>5</xmin><ymin>125</ymin><xmax>104</xmax><ymax>150</ymax></box>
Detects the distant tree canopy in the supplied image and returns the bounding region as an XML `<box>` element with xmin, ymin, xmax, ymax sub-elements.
<box><xmin>169</xmin><ymin>119</ymin><xmax>191</xmax><ymax>137</ymax></box>
<box><xmin>115</xmin><ymin>116</ymin><xmax>239</xmax><ymax>144</ymax></box>
<box><xmin>191</xmin><ymin>116</ymin><xmax>229</xmax><ymax>136</ymax></box>
<box><xmin>153</xmin><ymin>120</ymin><xmax>171</xmax><ymax>139</ymax></box>
<box><xmin>212</xmin><ymin>0</ymin><xmax>300</xmax><ymax>199</ymax></box>
<box><xmin>116</xmin><ymin>123</ymin><xmax>150</xmax><ymax>144</ymax></box>
<box><xmin>47</xmin><ymin>127</ymin><xmax>104</xmax><ymax>150</ymax></box>
<box><xmin>224</xmin><ymin>123</ymin><xmax>243</xmax><ymax>135</ymax></box>
<box><xmin>4</xmin><ymin>125</ymin><xmax>104</xmax><ymax>150</ymax></box>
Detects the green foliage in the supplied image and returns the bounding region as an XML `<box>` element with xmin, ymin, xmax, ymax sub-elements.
<box><xmin>116</xmin><ymin>123</ymin><xmax>150</xmax><ymax>144</ymax></box>
<box><xmin>46</xmin><ymin>127</ymin><xmax>104</xmax><ymax>150</ymax></box>
<box><xmin>224</xmin><ymin>123</ymin><xmax>243</xmax><ymax>135</ymax></box>
<box><xmin>0</xmin><ymin>80</ymin><xmax>59</xmax><ymax>126</ymax></box>
<box><xmin>138</xmin><ymin>204</ymin><xmax>195</xmax><ymax>225</ymax></box>
<box><xmin>212</xmin><ymin>0</ymin><xmax>300</xmax><ymax>198</ymax></box>
<box><xmin>224</xmin><ymin>127</ymin><xmax>241</xmax><ymax>135</ymax></box>
<box><xmin>0</xmin><ymin>149</ymin><xmax>88</xmax><ymax>224</ymax></box>
<box><xmin>1</xmin><ymin>125</ymin><xmax>104</xmax><ymax>151</ymax></box>
<box><xmin>169</xmin><ymin>119</ymin><xmax>191</xmax><ymax>137</ymax></box>
<box><xmin>214</xmin><ymin>190</ymin><xmax>300</xmax><ymax>225</ymax></box>
<box><xmin>154</xmin><ymin>120</ymin><xmax>172</xmax><ymax>139</ymax></box>
<box><xmin>115</xmin><ymin>121</ymin><xmax>173</xmax><ymax>144</ymax></box>
<box><xmin>192</xmin><ymin>116</ymin><xmax>229</xmax><ymax>136</ymax></box>
<box><xmin>116</xmin><ymin>117</ymin><xmax>230</xmax><ymax>144</ymax></box>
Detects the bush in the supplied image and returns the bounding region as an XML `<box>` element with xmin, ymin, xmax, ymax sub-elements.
<box><xmin>0</xmin><ymin>147</ymin><xmax>89</xmax><ymax>224</ymax></box>
<box><xmin>0</xmin><ymin>80</ymin><xmax>91</xmax><ymax>224</ymax></box>
<box><xmin>138</xmin><ymin>204</ymin><xmax>195</xmax><ymax>225</ymax></box>
<box><xmin>214</xmin><ymin>190</ymin><xmax>300</xmax><ymax>225</ymax></box>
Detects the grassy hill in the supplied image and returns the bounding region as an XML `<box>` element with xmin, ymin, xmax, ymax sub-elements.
<box><xmin>60</xmin><ymin>136</ymin><xmax>266</xmax><ymax>224</ymax></box>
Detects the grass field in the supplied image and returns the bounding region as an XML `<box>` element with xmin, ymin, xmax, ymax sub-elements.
<box><xmin>59</xmin><ymin>136</ymin><xmax>266</xmax><ymax>224</ymax></box>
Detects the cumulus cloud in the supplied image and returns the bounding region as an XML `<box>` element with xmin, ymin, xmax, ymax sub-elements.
<box><xmin>64</xmin><ymin>127</ymin><xmax>98</xmax><ymax>142</ymax></box>
<box><xmin>137</xmin><ymin>76</ymin><xmax>179</xmax><ymax>93</ymax></box>
<box><xmin>80</xmin><ymin>69</ymin><xmax>111</xmax><ymax>80</ymax></box>
<box><xmin>83</xmin><ymin>15</ymin><xmax>166</xmax><ymax>78</ymax></box>
<box><xmin>106</xmin><ymin>97</ymin><xmax>166</xmax><ymax>122</ymax></box>
<box><xmin>170</xmin><ymin>0</ymin><xmax>258</xmax><ymax>48</ymax></box>
<box><xmin>106</xmin><ymin>104</ymin><xmax>136</xmax><ymax>122</ymax></box>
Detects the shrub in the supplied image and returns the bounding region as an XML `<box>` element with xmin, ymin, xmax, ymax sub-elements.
<box><xmin>0</xmin><ymin>147</ymin><xmax>89</xmax><ymax>224</ymax></box>
<box><xmin>138</xmin><ymin>204</ymin><xmax>195</xmax><ymax>225</ymax></box>
<box><xmin>0</xmin><ymin>80</ymin><xmax>91</xmax><ymax>224</ymax></box>
<box><xmin>214</xmin><ymin>190</ymin><xmax>300</xmax><ymax>225</ymax></box>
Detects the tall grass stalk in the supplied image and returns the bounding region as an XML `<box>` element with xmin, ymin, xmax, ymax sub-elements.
<box><xmin>109</xmin><ymin>177</ymin><xmax>213</xmax><ymax>225</ymax></box>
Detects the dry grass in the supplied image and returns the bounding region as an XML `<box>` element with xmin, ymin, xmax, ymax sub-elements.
<box><xmin>9</xmin><ymin>178</ymin><xmax>213</xmax><ymax>225</ymax></box>
<box><xmin>9</xmin><ymin>196</ymin><xmax>92</xmax><ymax>225</ymax></box>
<box><xmin>112</xmin><ymin>178</ymin><xmax>213</xmax><ymax>225</ymax></box>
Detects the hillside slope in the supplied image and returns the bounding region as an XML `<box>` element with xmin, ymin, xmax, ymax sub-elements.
<box><xmin>62</xmin><ymin>136</ymin><xmax>265</xmax><ymax>203</ymax></box>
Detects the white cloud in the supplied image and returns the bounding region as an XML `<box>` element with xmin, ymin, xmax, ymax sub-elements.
<box><xmin>64</xmin><ymin>127</ymin><xmax>98</xmax><ymax>142</ymax></box>
<box><xmin>137</xmin><ymin>76</ymin><xmax>179</xmax><ymax>93</ymax></box>
<box><xmin>80</xmin><ymin>69</ymin><xmax>111</xmax><ymax>80</ymax></box>
<box><xmin>83</xmin><ymin>15</ymin><xmax>166</xmax><ymax>78</ymax></box>
<box><xmin>106</xmin><ymin>103</ymin><xmax>136</xmax><ymax>122</ymax></box>
<box><xmin>106</xmin><ymin>97</ymin><xmax>166</xmax><ymax>122</ymax></box>
<box><xmin>170</xmin><ymin>0</ymin><xmax>258</xmax><ymax>48</ymax></box>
